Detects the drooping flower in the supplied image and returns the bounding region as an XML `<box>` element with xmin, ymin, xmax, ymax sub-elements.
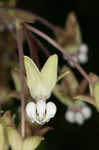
<box><xmin>53</xmin><ymin>65</ymin><xmax>92</xmax><ymax>125</ymax></box>
<box><xmin>55</xmin><ymin>12</ymin><xmax>88</xmax><ymax>67</ymax></box>
<box><xmin>24</xmin><ymin>55</ymin><xmax>58</xmax><ymax>124</ymax></box>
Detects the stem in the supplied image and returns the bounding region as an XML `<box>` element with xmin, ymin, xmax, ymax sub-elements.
<box><xmin>25</xmin><ymin>23</ymin><xmax>91</xmax><ymax>84</ymax></box>
<box><xmin>16</xmin><ymin>22</ymin><xmax>25</xmax><ymax>138</ymax></box>
<box><xmin>30</xmin><ymin>34</ymin><xmax>50</xmax><ymax>57</ymax></box>
<box><xmin>23</xmin><ymin>25</ymin><xmax>40</xmax><ymax>68</ymax></box>
<box><xmin>0</xmin><ymin>6</ymin><xmax>63</xmax><ymax>36</ymax></box>
<box><xmin>23</xmin><ymin>24</ymin><xmax>50</xmax><ymax>57</ymax></box>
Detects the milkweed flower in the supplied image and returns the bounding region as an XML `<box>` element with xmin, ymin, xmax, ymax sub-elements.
<box><xmin>24</xmin><ymin>55</ymin><xmax>58</xmax><ymax>125</ymax></box>
<box><xmin>65</xmin><ymin>102</ymin><xmax>92</xmax><ymax>125</ymax></box>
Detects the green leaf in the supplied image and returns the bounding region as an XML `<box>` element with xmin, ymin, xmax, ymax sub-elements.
<box><xmin>93</xmin><ymin>82</ymin><xmax>99</xmax><ymax>111</ymax></box>
<box><xmin>7</xmin><ymin>127</ymin><xmax>23</xmax><ymax>150</ymax></box>
<box><xmin>73</xmin><ymin>94</ymin><xmax>95</xmax><ymax>106</ymax></box>
<box><xmin>0</xmin><ymin>124</ymin><xmax>5</xmax><ymax>150</ymax></box>
<box><xmin>53</xmin><ymin>85</ymin><xmax>74</xmax><ymax>106</ymax></box>
<box><xmin>0</xmin><ymin>124</ymin><xmax>9</xmax><ymax>150</ymax></box>
<box><xmin>22</xmin><ymin>136</ymin><xmax>44</xmax><ymax>150</ymax></box>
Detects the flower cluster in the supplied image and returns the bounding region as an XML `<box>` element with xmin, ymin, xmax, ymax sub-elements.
<box><xmin>65</xmin><ymin>103</ymin><xmax>92</xmax><ymax>125</ymax></box>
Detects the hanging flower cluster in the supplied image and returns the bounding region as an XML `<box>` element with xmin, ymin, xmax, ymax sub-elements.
<box><xmin>24</xmin><ymin>55</ymin><xmax>58</xmax><ymax>125</ymax></box>
<box><xmin>65</xmin><ymin>102</ymin><xmax>92</xmax><ymax>125</ymax></box>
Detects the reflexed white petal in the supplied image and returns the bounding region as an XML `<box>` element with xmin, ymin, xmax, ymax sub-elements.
<box><xmin>46</xmin><ymin>102</ymin><xmax>57</xmax><ymax>119</ymax></box>
<box><xmin>80</xmin><ymin>44</ymin><xmax>88</xmax><ymax>54</ymax></box>
<box><xmin>26</xmin><ymin>102</ymin><xmax>36</xmax><ymax>122</ymax></box>
<box><xmin>78</xmin><ymin>53</ymin><xmax>88</xmax><ymax>63</ymax></box>
<box><xmin>75</xmin><ymin>112</ymin><xmax>84</xmax><ymax>125</ymax></box>
<box><xmin>82</xmin><ymin>106</ymin><xmax>92</xmax><ymax>119</ymax></box>
<box><xmin>36</xmin><ymin>100</ymin><xmax>46</xmax><ymax>121</ymax></box>
<box><xmin>65</xmin><ymin>111</ymin><xmax>75</xmax><ymax>123</ymax></box>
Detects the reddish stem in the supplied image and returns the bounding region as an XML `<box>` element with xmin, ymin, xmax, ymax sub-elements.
<box><xmin>25</xmin><ymin>23</ymin><xmax>91</xmax><ymax>84</ymax></box>
<box><xmin>23</xmin><ymin>24</ymin><xmax>50</xmax><ymax>58</ymax></box>
<box><xmin>23</xmin><ymin>25</ymin><xmax>40</xmax><ymax>68</ymax></box>
<box><xmin>16</xmin><ymin>24</ymin><xmax>25</xmax><ymax>138</ymax></box>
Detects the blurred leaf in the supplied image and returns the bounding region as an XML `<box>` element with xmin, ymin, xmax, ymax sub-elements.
<box><xmin>55</xmin><ymin>12</ymin><xmax>82</xmax><ymax>54</ymax></box>
<box><xmin>89</xmin><ymin>73</ymin><xmax>99</xmax><ymax>96</ymax></box>
<box><xmin>22</xmin><ymin>136</ymin><xmax>44</xmax><ymax>150</ymax></box>
<box><xmin>0</xmin><ymin>7</ymin><xmax>36</xmax><ymax>24</ymax></box>
<box><xmin>0</xmin><ymin>124</ymin><xmax>5</xmax><ymax>150</ymax></box>
<box><xmin>73</xmin><ymin>94</ymin><xmax>95</xmax><ymax>106</ymax></box>
<box><xmin>11</xmin><ymin>68</ymin><xmax>22</xmax><ymax>93</ymax></box>
<box><xmin>60</xmin><ymin>66</ymin><xmax>79</xmax><ymax>96</ymax></box>
<box><xmin>53</xmin><ymin>85</ymin><xmax>74</xmax><ymax>106</ymax></box>
<box><xmin>7</xmin><ymin>127</ymin><xmax>23</xmax><ymax>150</ymax></box>
<box><xmin>0</xmin><ymin>111</ymin><xmax>15</xmax><ymax>127</ymax></box>
<box><xmin>93</xmin><ymin>82</ymin><xmax>99</xmax><ymax>111</ymax></box>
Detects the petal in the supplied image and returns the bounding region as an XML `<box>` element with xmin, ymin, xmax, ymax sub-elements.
<box><xmin>78</xmin><ymin>53</ymin><xmax>88</xmax><ymax>64</ymax></box>
<box><xmin>26</xmin><ymin>102</ymin><xmax>36</xmax><ymax>122</ymax></box>
<box><xmin>65</xmin><ymin>110</ymin><xmax>75</xmax><ymax>123</ymax></box>
<box><xmin>80</xmin><ymin>44</ymin><xmax>88</xmax><ymax>54</ymax></box>
<box><xmin>75</xmin><ymin>112</ymin><xmax>84</xmax><ymax>125</ymax></box>
<box><xmin>46</xmin><ymin>102</ymin><xmax>57</xmax><ymax>119</ymax></box>
<box><xmin>82</xmin><ymin>106</ymin><xmax>92</xmax><ymax>119</ymax></box>
<box><xmin>36</xmin><ymin>100</ymin><xmax>46</xmax><ymax>121</ymax></box>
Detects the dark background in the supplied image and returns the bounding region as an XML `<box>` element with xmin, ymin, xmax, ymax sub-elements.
<box><xmin>17</xmin><ymin>0</ymin><xmax>99</xmax><ymax>150</ymax></box>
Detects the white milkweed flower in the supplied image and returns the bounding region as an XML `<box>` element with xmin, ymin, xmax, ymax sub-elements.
<box><xmin>65</xmin><ymin>102</ymin><xmax>92</xmax><ymax>125</ymax></box>
<box><xmin>24</xmin><ymin>55</ymin><xmax>58</xmax><ymax>125</ymax></box>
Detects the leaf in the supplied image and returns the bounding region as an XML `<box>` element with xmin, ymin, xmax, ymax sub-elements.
<box><xmin>89</xmin><ymin>73</ymin><xmax>99</xmax><ymax>96</ymax></box>
<box><xmin>22</xmin><ymin>136</ymin><xmax>44</xmax><ymax>150</ymax></box>
<box><xmin>61</xmin><ymin>66</ymin><xmax>79</xmax><ymax>96</ymax></box>
<box><xmin>53</xmin><ymin>85</ymin><xmax>74</xmax><ymax>106</ymax></box>
<box><xmin>0</xmin><ymin>124</ymin><xmax>5</xmax><ymax>150</ymax></box>
<box><xmin>7</xmin><ymin>127</ymin><xmax>23</xmax><ymax>150</ymax></box>
<box><xmin>0</xmin><ymin>124</ymin><xmax>9</xmax><ymax>150</ymax></box>
<box><xmin>73</xmin><ymin>94</ymin><xmax>96</xmax><ymax>106</ymax></box>
<box><xmin>93</xmin><ymin>82</ymin><xmax>99</xmax><ymax>111</ymax></box>
<box><xmin>0</xmin><ymin>111</ymin><xmax>15</xmax><ymax>128</ymax></box>
<box><xmin>41</xmin><ymin>54</ymin><xmax>58</xmax><ymax>95</ymax></box>
<box><xmin>11</xmin><ymin>69</ymin><xmax>21</xmax><ymax>92</ymax></box>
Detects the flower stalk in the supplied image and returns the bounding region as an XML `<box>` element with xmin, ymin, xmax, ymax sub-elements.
<box><xmin>16</xmin><ymin>21</ymin><xmax>25</xmax><ymax>138</ymax></box>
